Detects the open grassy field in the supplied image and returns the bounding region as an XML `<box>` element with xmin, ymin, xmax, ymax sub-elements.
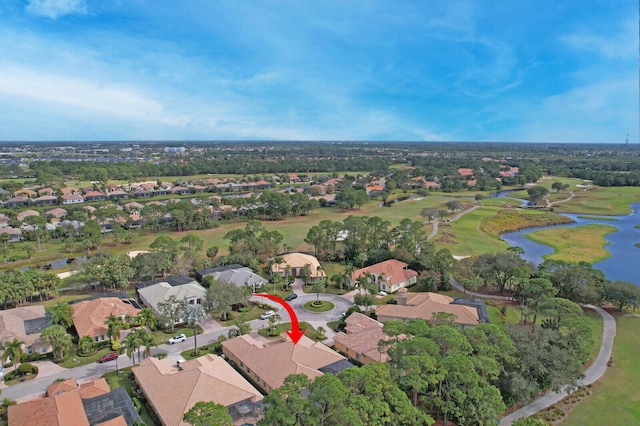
<box><xmin>554</xmin><ymin>185</ymin><xmax>640</xmax><ymax>215</ymax></box>
<box><xmin>525</xmin><ymin>224</ymin><xmax>617</xmax><ymax>264</ymax></box>
<box><xmin>561</xmin><ymin>315</ymin><xmax>640</xmax><ymax>426</ymax></box>
<box><xmin>434</xmin><ymin>206</ymin><xmax>508</xmax><ymax>256</ymax></box>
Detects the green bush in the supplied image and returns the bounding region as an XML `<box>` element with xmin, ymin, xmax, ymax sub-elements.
<box><xmin>17</xmin><ymin>363</ymin><xmax>38</xmax><ymax>375</ymax></box>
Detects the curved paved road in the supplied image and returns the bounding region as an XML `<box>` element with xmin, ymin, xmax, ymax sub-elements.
<box><xmin>427</xmin><ymin>205</ymin><xmax>481</xmax><ymax>241</ymax></box>
<box><xmin>450</xmin><ymin>279</ymin><xmax>617</xmax><ymax>425</ymax></box>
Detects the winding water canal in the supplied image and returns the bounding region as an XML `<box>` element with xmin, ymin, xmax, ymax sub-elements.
<box><xmin>493</xmin><ymin>191</ymin><xmax>640</xmax><ymax>285</ymax></box>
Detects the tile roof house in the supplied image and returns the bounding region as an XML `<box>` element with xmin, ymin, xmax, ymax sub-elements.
<box><xmin>375</xmin><ymin>288</ymin><xmax>480</xmax><ymax>327</ymax></box>
<box><xmin>349</xmin><ymin>259</ymin><xmax>418</xmax><ymax>293</ymax></box>
<box><xmin>35</xmin><ymin>195</ymin><xmax>58</xmax><ymax>206</ymax></box>
<box><xmin>45</xmin><ymin>208</ymin><xmax>67</xmax><ymax>218</ymax></box>
<box><xmin>0</xmin><ymin>306</ymin><xmax>52</xmax><ymax>357</ymax></box>
<box><xmin>60</xmin><ymin>187</ymin><xmax>80</xmax><ymax>195</ymax></box>
<box><xmin>0</xmin><ymin>226</ymin><xmax>23</xmax><ymax>242</ymax></box>
<box><xmin>16</xmin><ymin>209</ymin><xmax>40</xmax><ymax>221</ymax></box>
<box><xmin>9</xmin><ymin>378</ymin><xmax>140</xmax><ymax>426</ymax></box>
<box><xmin>196</xmin><ymin>264</ymin><xmax>267</xmax><ymax>292</ymax></box>
<box><xmin>71</xmin><ymin>298</ymin><xmax>140</xmax><ymax>342</ymax></box>
<box><xmin>133</xmin><ymin>354</ymin><xmax>264</xmax><ymax>426</ymax></box>
<box><xmin>61</xmin><ymin>194</ymin><xmax>85</xmax><ymax>204</ymax></box>
<box><xmin>37</xmin><ymin>188</ymin><xmax>55</xmax><ymax>196</ymax></box>
<box><xmin>5</xmin><ymin>196</ymin><xmax>30</xmax><ymax>208</ymax></box>
<box><xmin>333</xmin><ymin>313</ymin><xmax>390</xmax><ymax>364</ymax></box>
<box><xmin>457</xmin><ymin>168</ymin><xmax>474</xmax><ymax>177</ymax></box>
<box><xmin>221</xmin><ymin>333</ymin><xmax>346</xmax><ymax>394</ymax></box>
<box><xmin>137</xmin><ymin>279</ymin><xmax>206</xmax><ymax>318</ymax></box>
<box><xmin>271</xmin><ymin>253</ymin><xmax>326</xmax><ymax>282</ymax></box>
<box><xmin>13</xmin><ymin>189</ymin><xmax>37</xmax><ymax>198</ymax></box>
<box><xmin>84</xmin><ymin>191</ymin><xmax>107</xmax><ymax>202</ymax></box>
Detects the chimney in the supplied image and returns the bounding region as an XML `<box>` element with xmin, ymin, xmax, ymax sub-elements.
<box><xmin>397</xmin><ymin>288</ymin><xmax>408</xmax><ymax>306</ymax></box>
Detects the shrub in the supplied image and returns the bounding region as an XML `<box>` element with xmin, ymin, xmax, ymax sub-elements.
<box><xmin>78</xmin><ymin>336</ymin><xmax>96</xmax><ymax>356</ymax></box>
<box><xmin>17</xmin><ymin>363</ymin><xmax>38</xmax><ymax>375</ymax></box>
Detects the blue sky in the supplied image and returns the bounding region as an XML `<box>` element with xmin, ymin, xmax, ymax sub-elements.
<box><xmin>0</xmin><ymin>0</ymin><xmax>637</xmax><ymax>142</ymax></box>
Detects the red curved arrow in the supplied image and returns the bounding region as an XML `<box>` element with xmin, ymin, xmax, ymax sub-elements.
<box><xmin>253</xmin><ymin>293</ymin><xmax>305</xmax><ymax>344</ymax></box>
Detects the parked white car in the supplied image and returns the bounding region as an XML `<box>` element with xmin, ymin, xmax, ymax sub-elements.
<box><xmin>168</xmin><ymin>333</ymin><xmax>187</xmax><ymax>344</ymax></box>
<box><xmin>378</xmin><ymin>291</ymin><xmax>388</xmax><ymax>296</ymax></box>
<box><xmin>260</xmin><ymin>310</ymin><xmax>276</xmax><ymax>320</ymax></box>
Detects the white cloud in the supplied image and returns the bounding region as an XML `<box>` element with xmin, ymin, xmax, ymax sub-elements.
<box><xmin>0</xmin><ymin>66</ymin><xmax>185</xmax><ymax>125</ymax></box>
<box><xmin>25</xmin><ymin>0</ymin><xmax>87</xmax><ymax>19</ymax></box>
<box><xmin>560</xmin><ymin>18</ymin><xmax>637</xmax><ymax>59</ymax></box>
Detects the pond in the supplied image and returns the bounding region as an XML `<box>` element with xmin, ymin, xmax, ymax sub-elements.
<box><xmin>494</xmin><ymin>190</ymin><xmax>640</xmax><ymax>285</ymax></box>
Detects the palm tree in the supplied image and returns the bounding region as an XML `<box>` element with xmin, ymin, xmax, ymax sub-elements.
<box><xmin>104</xmin><ymin>315</ymin><xmax>123</xmax><ymax>341</ymax></box>
<box><xmin>50</xmin><ymin>302</ymin><xmax>73</xmax><ymax>329</ymax></box>
<box><xmin>311</xmin><ymin>280</ymin><xmax>326</xmax><ymax>302</ymax></box>
<box><xmin>41</xmin><ymin>325</ymin><xmax>72</xmax><ymax>360</ymax></box>
<box><xmin>124</xmin><ymin>332</ymin><xmax>139</xmax><ymax>364</ymax></box>
<box><xmin>344</xmin><ymin>264</ymin><xmax>356</xmax><ymax>288</ymax></box>
<box><xmin>142</xmin><ymin>332</ymin><xmax>157</xmax><ymax>359</ymax></box>
<box><xmin>183</xmin><ymin>304</ymin><xmax>206</xmax><ymax>356</ymax></box>
<box><xmin>2</xmin><ymin>338</ymin><xmax>25</xmax><ymax>371</ymax></box>
<box><xmin>132</xmin><ymin>328</ymin><xmax>148</xmax><ymax>363</ymax></box>
<box><xmin>136</xmin><ymin>307</ymin><xmax>157</xmax><ymax>331</ymax></box>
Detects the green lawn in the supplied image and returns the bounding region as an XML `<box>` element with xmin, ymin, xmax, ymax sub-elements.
<box><xmin>525</xmin><ymin>224</ymin><xmax>617</xmax><ymax>264</ymax></box>
<box><xmin>434</xmin><ymin>206</ymin><xmax>508</xmax><ymax>256</ymax></box>
<box><xmin>554</xmin><ymin>185</ymin><xmax>640</xmax><ymax>215</ymax></box>
<box><xmin>257</xmin><ymin>321</ymin><xmax>326</xmax><ymax>341</ymax></box>
<box><xmin>561</xmin><ymin>315</ymin><xmax>640</xmax><ymax>426</ymax></box>
<box><xmin>58</xmin><ymin>345</ymin><xmax>117</xmax><ymax>369</ymax></box>
<box><xmin>303</xmin><ymin>301</ymin><xmax>335</xmax><ymax>312</ymax></box>
<box><xmin>150</xmin><ymin>325</ymin><xmax>203</xmax><ymax>345</ymax></box>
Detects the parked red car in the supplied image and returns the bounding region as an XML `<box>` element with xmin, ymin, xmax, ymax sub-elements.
<box><xmin>98</xmin><ymin>351</ymin><xmax>119</xmax><ymax>363</ymax></box>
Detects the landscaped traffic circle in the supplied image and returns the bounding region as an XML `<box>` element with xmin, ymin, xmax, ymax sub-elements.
<box><xmin>303</xmin><ymin>300</ymin><xmax>335</xmax><ymax>313</ymax></box>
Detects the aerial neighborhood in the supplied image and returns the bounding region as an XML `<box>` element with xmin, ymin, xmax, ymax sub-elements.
<box><xmin>0</xmin><ymin>142</ymin><xmax>635</xmax><ymax>426</ymax></box>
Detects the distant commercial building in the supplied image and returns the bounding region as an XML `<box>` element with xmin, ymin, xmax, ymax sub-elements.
<box><xmin>164</xmin><ymin>147</ymin><xmax>186</xmax><ymax>153</ymax></box>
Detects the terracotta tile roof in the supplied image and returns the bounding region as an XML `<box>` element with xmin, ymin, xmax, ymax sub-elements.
<box><xmin>271</xmin><ymin>253</ymin><xmax>325</xmax><ymax>279</ymax></box>
<box><xmin>8</xmin><ymin>390</ymin><xmax>89</xmax><ymax>426</ymax></box>
<box><xmin>423</xmin><ymin>181</ymin><xmax>441</xmax><ymax>188</ymax></box>
<box><xmin>133</xmin><ymin>354</ymin><xmax>263</xmax><ymax>426</ymax></box>
<box><xmin>334</xmin><ymin>313</ymin><xmax>389</xmax><ymax>363</ymax></box>
<box><xmin>0</xmin><ymin>306</ymin><xmax>48</xmax><ymax>348</ymax></box>
<box><xmin>350</xmin><ymin>259</ymin><xmax>418</xmax><ymax>287</ymax></box>
<box><xmin>221</xmin><ymin>334</ymin><xmax>345</xmax><ymax>391</ymax></box>
<box><xmin>79</xmin><ymin>378</ymin><xmax>111</xmax><ymax>399</ymax></box>
<box><xmin>47</xmin><ymin>379</ymin><xmax>78</xmax><ymax>396</ymax></box>
<box><xmin>45</xmin><ymin>208</ymin><xmax>67</xmax><ymax>218</ymax></box>
<box><xmin>95</xmin><ymin>417</ymin><xmax>127</xmax><ymax>426</ymax></box>
<box><xmin>17</xmin><ymin>210</ymin><xmax>40</xmax><ymax>221</ymax></box>
<box><xmin>71</xmin><ymin>298</ymin><xmax>140</xmax><ymax>338</ymax></box>
<box><xmin>13</xmin><ymin>189</ymin><xmax>36</xmax><ymax>197</ymax></box>
<box><xmin>457</xmin><ymin>168</ymin><xmax>474</xmax><ymax>176</ymax></box>
<box><xmin>61</xmin><ymin>187</ymin><xmax>79</xmax><ymax>195</ymax></box>
<box><xmin>376</xmin><ymin>289</ymin><xmax>479</xmax><ymax>326</ymax></box>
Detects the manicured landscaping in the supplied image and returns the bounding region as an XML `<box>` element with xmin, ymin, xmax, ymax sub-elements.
<box><xmin>434</xmin><ymin>206</ymin><xmax>509</xmax><ymax>256</ymax></box>
<box><xmin>59</xmin><ymin>346</ymin><xmax>117</xmax><ymax>369</ymax></box>
<box><xmin>303</xmin><ymin>300</ymin><xmax>335</xmax><ymax>312</ymax></box>
<box><xmin>561</xmin><ymin>315</ymin><xmax>640</xmax><ymax>426</ymax></box>
<box><xmin>180</xmin><ymin>342</ymin><xmax>222</xmax><ymax>360</ymax></box>
<box><xmin>150</xmin><ymin>325</ymin><xmax>204</xmax><ymax>345</ymax></box>
<box><xmin>525</xmin><ymin>224</ymin><xmax>617</xmax><ymax>264</ymax></box>
<box><xmin>257</xmin><ymin>321</ymin><xmax>326</xmax><ymax>341</ymax></box>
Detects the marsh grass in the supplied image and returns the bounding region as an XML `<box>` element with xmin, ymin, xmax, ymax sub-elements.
<box><xmin>525</xmin><ymin>224</ymin><xmax>616</xmax><ymax>264</ymax></box>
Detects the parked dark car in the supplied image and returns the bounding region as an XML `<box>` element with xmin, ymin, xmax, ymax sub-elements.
<box><xmin>231</xmin><ymin>303</ymin><xmax>246</xmax><ymax>312</ymax></box>
<box><xmin>285</xmin><ymin>293</ymin><xmax>298</xmax><ymax>301</ymax></box>
<box><xmin>98</xmin><ymin>351</ymin><xmax>119</xmax><ymax>363</ymax></box>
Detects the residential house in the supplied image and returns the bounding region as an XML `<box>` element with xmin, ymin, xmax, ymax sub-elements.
<box><xmin>45</xmin><ymin>208</ymin><xmax>67</xmax><ymax>219</ymax></box>
<box><xmin>133</xmin><ymin>354</ymin><xmax>264</xmax><ymax>426</ymax></box>
<box><xmin>333</xmin><ymin>313</ymin><xmax>390</xmax><ymax>364</ymax></box>
<box><xmin>270</xmin><ymin>252</ymin><xmax>326</xmax><ymax>282</ymax></box>
<box><xmin>16</xmin><ymin>210</ymin><xmax>39</xmax><ymax>221</ymax></box>
<box><xmin>5</xmin><ymin>196</ymin><xmax>30</xmax><ymax>208</ymax></box>
<box><xmin>196</xmin><ymin>264</ymin><xmax>267</xmax><ymax>292</ymax></box>
<box><xmin>35</xmin><ymin>195</ymin><xmax>58</xmax><ymax>206</ymax></box>
<box><xmin>457</xmin><ymin>168</ymin><xmax>474</xmax><ymax>177</ymax></box>
<box><xmin>71</xmin><ymin>297</ymin><xmax>140</xmax><ymax>342</ymax></box>
<box><xmin>171</xmin><ymin>186</ymin><xmax>193</xmax><ymax>195</ymax></box>
<box><xmin>60</xmin><ymin>187</ymin><xmax>80</xmax><ymax>196</ymax></box>
<box><xmin>13</xmin><ymin>189</ymin><xmax>37</xmax><ymax>198</ymax></box>
<box><xmin>136</xmin><ymin>277</ymin><xmax>206</xmax><ymax>320</ymax></box>
<box><xmin>8</xmin><ymin>378</ymin><xmax>140</xmax><ymax>426</ymax></box>
<box><xmin>37</xmin><ymin>187</ymin><xmax>55</xmax><ymax>196</ymax></box>
<box><xmin>0</xmin><ymin>306</ymin><xmax>52</xmax><ymax>358</ymax></box>
<box><xmin>349</xmin><ymin>259</ymin><xmax>418</xmax><ymax>293</ymax></box>
<box><xmin>84</xmin><ymin>191</ymin><xmax>107</xmax><ymax>202</ymax></box>
<box><xmin>221</xmin><ymin>333</ymin><xmax>347</xmax><ymax>394</ymax></box>
<box><xmin>62</xmin><ymin>194</ymin><xmax>85</xmax><ymax>204</ymax></box>
<box><xmin>375</xmin><ymin>288</ymin><xmax>480</xmax><ymax>327</ymax></box>
<box><xmin>0</xmin><ymin>227</ymin><xmax>22</xmax><ymax>242</ymax></box>
<box><xmin>131</xmin><ymin>189</ymin><xmax>152</xmax><ymax>198</ymax></box>
<box><xmin>108</xmin><ymin>190</ymin><xmax>129</xmax><ymax>200</ymax></box>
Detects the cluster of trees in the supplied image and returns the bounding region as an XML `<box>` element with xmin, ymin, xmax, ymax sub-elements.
<box><xmin>260</xmin><ymin>312</ymin><xmax>590</xmax><ymax>426</ymax></box>
<box><xmin>458</xmin><ymin>253</ymin><xmax>640</xmax><ymax>310</ymax></box>
<box><xmin>222</xmin><ymin>220</ymin><xmax>282</xmax><ymax>268</ymax></box>
<box><xmin>0</xmin><ymin>269</ymin><xmax>60</xmax><ymax>308</ymax></box>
